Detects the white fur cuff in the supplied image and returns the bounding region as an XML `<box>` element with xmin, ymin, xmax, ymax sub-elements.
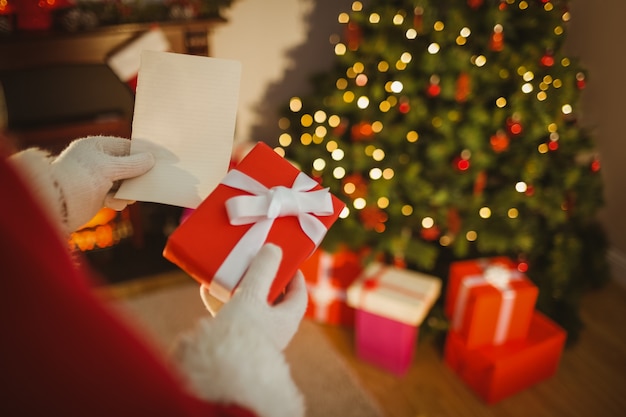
<box><xmin>8</xmin><ymin>148</ymin><xmax>68</xmax><ymax>235</ymax></box>
<box><xmin>171</xmin><ymin>317</ymin><xmax>305</xmax><ymax>417</ymax></box>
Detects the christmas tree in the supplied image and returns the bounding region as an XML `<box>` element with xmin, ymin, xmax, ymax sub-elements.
<box><xmin>276</xmin><ymin>0</ymin><xmax>609</xmax><ymax>341</ymax></box>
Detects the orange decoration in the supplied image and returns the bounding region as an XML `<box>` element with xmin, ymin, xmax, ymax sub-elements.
<box><xmin>490</xmin><ymin>131</ymin><xmax>510</xmax><ymax>153</ymax></box>
<box><xmin>447</xmin><ymin>208</ymin><xmax>462</xmax><ymax>235</ymax></box>
<box><xmin>359</xmin><ymin>206</ymin><xmax>388</xmax><ymax>231</ymax></box>
<box><xmin>474</xmin><ymin>170</ymin><xmax>487</xmax><ymax>196</ymax></box>
<box><xmin>345</xmin><ymin>22</ymin><xmax>362</xmax><ymax>51</ymax></box>
<box><xmin>342</xmin><ymin>174</ymin><xmax>368</xmax><ymax>199</ymax></box>
<box><xmin>455</xmin><ymin>72</ymin><xmax>471</xmax><ymax>102</ymax></box>
<box><xmin>490</xmin><ymin>31</ymin><xmax>504</xmax><ymax>52</ymax></box>
<box><xmin>467</xmin><ymin>0</ymin><xmax>483</xmax><ymax>8</ymax></box>
<box><xmin>351</xmin><ymin>121</ymin><xmax>374</xmax><ymax>141</ymax></box>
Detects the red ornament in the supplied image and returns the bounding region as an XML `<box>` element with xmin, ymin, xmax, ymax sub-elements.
<box><xmin>467</xmin><ymin>0</ymin><xmax>483</xmax><ymax>9</ymax></box>
<box><xmin>342</xmin><ymin>174</ymin><xmax>368</xmax><ymax>199</ymax></box>
<box><xmin>490</xmin><ymin>131</ymin><xmax>510</xmax><ymax>153</ymax></box>
<box><xmin>427</xmin><ymin>83</ymin><xmax>441</xmax><ymax>97</ymax></box>
<box><xmin>345</xmin><ymin>22</ymin><xmax>362</xmax><ymax>51</ymax></box>
<box><xmin>548</xmin><ymin>141</ymin><xmax>559</xmax><ymax>151</ymax></box>
<box><xmin>447</xmin><ymin>208</ymin><xmax>462</xmax><ymax>235</ymax></box>
<box><xmin>359</xmin><ymin>206</ymin><xmax>388</xmax><ymax>232</ymax></box>
<box><xmin>350</xmin><ymin>121</ymin><xmax>374</xmax><ymax>141</ymax></box>
<box><xmin>413</xmin><ymin>7</ymin><xmax>424</xmax><ymax>32</ymax></box>
<box><xmin>455</xmin><ymin>72</ymin><xmax>471</xmax><ymax>102</ymax></box>
<box><xmin>498</xmin><ymin>1</ymin><xmax>507</xmax><ymax>11</ymax></box>
<box><xmin>333</xmin><ymin>119</ymin><xmax>348</xmax><ymax>136</ymax></box>
<box><xmin>517</xmin><ymin>261</ymin><xmax>529</xmax><ymax>273</ymax></box>
<box><xmin>489</xmin><ymin>30</ymin><xmax>504</xmax><ymax>52</ymax></box>
<box><xmin>525</xmin><ymin>185</ymin><xmax>535</xmax><ymax>196</ymax></box>
<box><xmin>454</xmin><ymin>157</ymin><xmax>470</xmax><ymax>171</ymax></box>
<box><xmin>540</xmin><ymin>51</ymin><xmax>555</xmax><ymax>67</ymax></box>
<box><xmin>576</xmin><ymin>72</ymin><xmax>586</xmax><ymax>89</ymax></box>
<box><xmin>507</xmin><ymin>118</ymin><xmax>523</xmax><ymax>136</ymax></box>
<box><xmin>420</xmin><ymin>225</ymin><xmax>441</xmax><ymax>241</ymax></box>
<box><xmin>393</xmin><ymin>256</ymin><xmax>407</xmax><ymax>268</ymax></box>
<box><xmin>591</xmin><ymin>159</ymin><xmax>601</xmax><ymax>172</ymax></box>
<box><xmin>398</xmin><ymin>100</ymin><xmax>411</xmax><ymax>114</ymax></box>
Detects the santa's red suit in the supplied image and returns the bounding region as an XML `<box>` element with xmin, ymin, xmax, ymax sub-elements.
<box><xmin>0</xmin><ymin>136</ymin><xmax>307</xmax><ymax>417</ymax></box>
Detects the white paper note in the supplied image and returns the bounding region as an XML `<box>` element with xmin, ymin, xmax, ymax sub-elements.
<box><xmin>115</xmin><ymin>50</ymin><xmax>241</xmax><ymax>208</ymax></box>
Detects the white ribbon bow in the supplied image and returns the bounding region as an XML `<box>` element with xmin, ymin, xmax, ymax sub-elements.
<box><xmin>209</xmin><ymin>169</ymin><xmax>334</xmax><ymax>302</ymax></box>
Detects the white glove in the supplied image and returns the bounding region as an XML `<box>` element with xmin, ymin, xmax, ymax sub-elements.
<box><xmin>171</xmin><ymin>244</ymin><xmax>308</xmax><ymax>417</ymax></box>
<box><xmin>10</xmin><ymin>136</ymin><xmax>154</xmax><ymax>234</ymax></box>
<box><xmin>205</xmin><ymin>243</ymin><xmax>307</xmax><ymax>350</ymax></box>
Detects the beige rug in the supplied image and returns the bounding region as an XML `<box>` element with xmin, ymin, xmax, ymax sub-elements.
<box><xmin>110</xmin><ymin>280</ymin><xmax>384</xmax><ymax>417</ymax></box>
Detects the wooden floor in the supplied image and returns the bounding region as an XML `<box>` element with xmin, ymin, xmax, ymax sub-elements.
<box><xmin>319</xmin><ymin>279</ymin><xmax>626</xmax><ymax>417</ymax></box>
<box><xmin>103</xmin><ymin>274</ymin><xmax>626</xmax><ymax>417</ymax></box>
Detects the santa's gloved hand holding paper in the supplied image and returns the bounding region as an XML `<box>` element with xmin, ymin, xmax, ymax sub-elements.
<box><xmin>9</xmin><ymin>135</ymin><xmax>154</xmax><ymax>235</ymax></box>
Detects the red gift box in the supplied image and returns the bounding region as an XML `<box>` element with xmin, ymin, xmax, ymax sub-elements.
<box><xmin>163</xmin><ymin>142</ymin><xmax>345</xmax><ymax>303</ymax></box>
<box><xmin>444</xmin><ymin>311</ymin><xmax>566</xmax><ymax>404</ymax></box>
<box><xmin>300</xmin><ymin>246</ymin><xmax>363</xmax><ymax>326</ymax></box>
<box><xmin>444</xmin><ymin>257</ymin><xmax>538</xmax><ymax>349</ymax></box>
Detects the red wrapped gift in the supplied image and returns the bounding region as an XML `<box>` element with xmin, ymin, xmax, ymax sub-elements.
<box><xmin>301</xmin><ymin>246</ymin><xmax>363</xmax><ymax>326</ymax></box>
<box><xmin>444</xmin><ymin>257</ymin><xmax>538</xmax><ymax>349</ymax></box>
<box><xmin>444</xmin><ymin>311</ymin><xmax>566</xmax><ymax>404</ymax></box>
<box><xmin>163</xmin><ymin>142</ymin><xmax>345</xmax><ymax>303</ymax></box>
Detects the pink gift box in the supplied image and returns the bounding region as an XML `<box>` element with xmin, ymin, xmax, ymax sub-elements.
<box><xmin>347</xmin><ymin>263</ymin><xmax>441</xmax><ymax>375</ymax></box>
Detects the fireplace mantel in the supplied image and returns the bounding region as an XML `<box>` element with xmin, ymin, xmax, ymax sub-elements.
<box><xmin>0</xmin><ymin>17</ymin><xmax>225</xmax><ymax>71</ymax></box>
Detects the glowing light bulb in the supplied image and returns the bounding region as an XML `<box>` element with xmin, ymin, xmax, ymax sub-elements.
<box><xmin>369</xmin><ymin>168</ymin><xmax>382</xmax><ymax>180</ymax></box>
<box><xmin>278</xmin><ymin>133</ymin><xmax>292</xmax><ymax>147</ymax></box>
<box><xmin>390</xmin><ymin>80</ymin><xmax>403</xmax><ymax>93</ymax></box>
<box><xmin>333</xmin><ymin>167</ymin><xmax>346</xmax><ymax>179</ymax></box>
<box><xmin>428</xmin><ymin>43</ymin><xmax>440</xmax><ymax>54</ymax></box>
<box><xmin>353</xmin><ymin>198</ymin><xmax>366</xmax><ymax>209</ymax></box>
<box><xmin>357</xmin><ymin>96</ymin><xmax>370</xmax><ymax>109</ymax></box>
<box><xmin>331</xmin><ymin>149</ymin><xmax>345</xmax><ymax>160</ymax></box>
<box><xmin>289</xmin><ymin>97</ymin><xmax>302</xmax><ymax>112</ymax></box>
<box><xmin>406</xmin><ymin>29</ymin><xmax>417</xmax><ymax>39</ymax></box>
<box><xmin>515</xmin><ymin>182</ymin><xmax>527</xmax><ymax>193</ymax></box>
<box><xmin>422</xmin><ymin>217</ymin><xmax>434</xmax><ymax>228</ymax></box>
<box><xmin>474</xmin><ymin>55</ymin><xmax>487</xmax><ymax>67</ymax></box>
<box><xmin>312</xmin><ymin>158</ymin><xmax>326</xmax><ymax>171</ymax></box>
<box><xmin>372</xmin><ymin>148</ymin><xmax>385</xmax><ymax>161</ymax></box>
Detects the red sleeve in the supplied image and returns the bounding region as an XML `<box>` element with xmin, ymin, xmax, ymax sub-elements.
<box><xmin>0</xmin><ymin>155</ymin><xmax>256</xmax><ymax>417</ymax></box>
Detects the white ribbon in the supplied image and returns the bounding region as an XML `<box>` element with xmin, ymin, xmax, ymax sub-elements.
<box><xmin>452</xmin><ymin>264</ymin><xmax>522</xmax><ymax>345</ymax></box>
<box><xmin>209</xmin><ymin>169</ymin><xmax>334</xmax><ymax>302</ymax></box>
